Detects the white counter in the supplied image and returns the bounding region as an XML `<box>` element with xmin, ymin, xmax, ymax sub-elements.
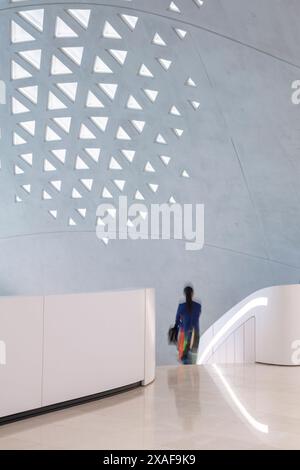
<box><xmin>0</xmin><ymin>288</ymin><xmax>155</xmax><ymax>421</ymax></box>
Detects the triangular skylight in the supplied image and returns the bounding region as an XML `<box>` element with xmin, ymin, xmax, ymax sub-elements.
<box><xmin>85</xmin><ymin>148</ymin><xmax>101</xmax><ymax>162</ymax></box>
<box><xmin>160</xmin><ymin>155</ymin><xmax>171</xmax><ymax>166</ymax></box>
<box><xmin>90</xmin><ymin>116</ymin><xmax>108</xmax><ymax>132</ymax></box>
<box><xmin>51</xmin><ymin>55</ymin><xmax>72</xmax><ymax>75</ymax></box>
<box><xmin>131</xmin><ymin>120</ymin><xmax>145</xmax><ymax>133</ymax></box>
<box><xmin>116</xmin><ymin>126</ymin><xmax>131</xmax><ymax>140</ymax></box>
<box><xmin>48</xmin><ymin>91</ymin><xmax>67</xmax><ymax>110</ymax></box>
<box><xmin>127</xmin><ymin>95</ymin><xmax>142</xmax><ymax>110</ymax></box>
<box><xmin>113</xmin><ymin>179</ymin><xmax>125</xmax><ymax>191</ymax></box>
<box><xmin>102</xmin><ymin>186</ymin><xmax>113</xmax><ymax>198</ymax></box>
<box><xmin>173</xmin><ymin>128</ymin><xmax>184</xmax><ymax>137</ymax></box>
<box><xmin>138</xmin><ymin>64</ymin><xmax>153</xmax><ymax>78</ymax></box>
<box><xmin>18</xmin><ymin>9</ymin><xmax>44</xmax><ymax>32</ymax></box>
<box><xmin>121</xmin><ymin>149</ymin><xmax>135</xmax><ymax>162</ymax></box>
<box><xmin>86</xmin><ymin>91</ymin><xmax>104</xmax><ymax>108</ymax></box>
<box><xmin>12</xmin><ymin>97</ymin><xmax>29</xmax><ymax>114</ymax></box>
<box><xmin>170</xmin><ymin>105</ymin><xmax>181</xmax><ymax>116</ymax></box>
<box><xmin>168</xmin><ymin>2</ymin><xmax>180</xmax><ymax>13</ymax></box>
<box><xmin>72</xmin><ymin>188</ymin><xmax>82</xmax><ymax>198</ymax></box>
<box><xmin>120</xmin><ymin>14</ymin><xmax>138</xmax><ymax>30</ymax></box>
<box><xmin>186</xmin><ymin>77</ymin><xmax>196</xmax><ymax>87</ymax></box>
<box><xmin>103</xmin><ymin>21</ymin><xmax>121</xmax><ymax>39</ymax></box>
<box><xmin>49</xmin><ymin>210</ymin><xmax>57</xmax><ymax>219</ymax></box>
<box><xmin>190</xmin><ymin>100</ymin><xmax>200</xmax><ymax>110</ymax></box>
<box><xmin>13</xmin><ymin>132</ymin><xmax>27</xmax><ymax>145</ymax></box>
<box><xmin>45</xmin><ymin>126</ymin><xmax>61</xmax><ymax>141</ymax></box>
<box><xmin>79</xmin><ymin>123</ymin><xmax>96</xmax><ymax>139</ymax></box>
<box><xmin>67</xmin><ymin>9</ymin><xmax>91</xmax><ymax>29</ymax></box>
<box><xmin>148</xmin><ymin>183</ymin><xmax>159</xmax><ymax>193</ymax></box>
<box><xmin>143</xmin><ymin>89</ymin><xmax>158</xmax><ymax>102</ymax></box>
<box><xmin>19</xmin><ymin>120</ymin><xmax>35</xmax><ymax>136</ymax></box>
<box><xmin>144</xmin><ymin>162</ymin><xmax>155</xmax><ymax>172</ymax></box>
<box><xmin>50</xmin><ymin>180</ymin><xmax>62</xmax><ymax>191</ymax></box>
<box><xmin>51</xmin><ymin>149</ymin><xmax>66</xmax><ymax>163</ymax></box>
<box><xmin>21</xmin><ymin>184</ymin><xmax>31</xmax><ymax>194</ymax></box>
<box><xmin>42</xmin><ymin>190</ymin><xmax>52</xmax><ymax>200</ymax></box>
<box><xmin>152</xmin><ymin>33</ymin><xmax>166</xmax><ymax>46</ymax></box>
<box><xmin>18</xmin><ymin>85</ymin><xmax>38</xmax><ymax>103</ymax></box>
<box><xmin>80</xmin><ymin>178</ymin><xmax>93</xmax><ymax>191</ymax></box>
<box><xmin>53</xmin><ymin>117</ymin><xmax>71</xmax><ymax>133</ymax></box>
<box><xmin>55</xmin><ymin>17</ymin><xmax>78</xmax><ymax>38</ymax></box>
<box><xmin>61</xmin><ymin>46</ymin><xmax>83</xmax><ymax>65</ymax></box>
<box><xmin>56</xmin><ymin>82</ymin><xmax>78</xmax><ymax>101</ymax></box>
<box><xmin>20</xmin><ymin>153</ymin><xmax>33</xmax><ymax>165</ymax></box>
<box><xmin>75</xmin><ymin>156</ymin><xmax>89</xmax><ymax>170</ymax></box>
<box><xmin>135</xmin><ymin>190</ymin><xmax>144</xmax><ymax>200</ymax></box>
<box><xmin>109</xmin><ymin>157</ymin><xmax>122</xmax><ymax>170</ymax></box>
<box><xmin>108</xmin><ymin>49</ymin><xmax>128</xmax><ymax>65</ymax></box>
<box><xmin>98</xmin><ymin>83</ymin><xmax>118</xmax><ymax>100</ymax></box>
<box><xmin>77</xmin><ymin>208</ymin><xmax>87</xmax><ymax>218</ymax></box>
<box><xmin>14</xmin><ymin>164</ymin><xmax>24</xmax><ymax>175</ymax></box>
<box><xmin>69</xmin><ymin>218</ymin><xmax>76</xmax><ymax>226</ymax></box>
<box><xmin>11</xmin><ymin>20</ymin><xmax>35</xmax><ymax>43</ymax></box>
<box><xmin>11</xmin><ymin>61</ymin><xmax>32</xmax><ymax>79</ymax></box>
<box><xmin>174</xmin><ymin>28</ymin><xmax>187</xmax><ymax>39</ymax></box>
<box><xmin>18</xmin><ymin>49</ymin><xmax>41</xmax><ymax>69</ymax></box>
<box><xmin>155</xmin><ymin>133</ymin><xmax>167</xmax><ymax>144</ymax></box>
<box><xmin>44</xmin><ymin>159</ymin><xmax>56</xmax><ymax>172</ymax></box>
<box><xmin>93</xmin><ymin>56</ymin><xmax>113</xmax><ymax>74</ymax></box>
<box><xmin>157</xmin><ymin>58</ymin><xmax>172</xmax><ymax>71</ymax></box>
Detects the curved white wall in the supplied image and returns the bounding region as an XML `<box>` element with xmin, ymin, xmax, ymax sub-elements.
<box><xmin>198</xmin><ymin>284</ymin><xmax>300</xmax><ymax>366</ymax></box>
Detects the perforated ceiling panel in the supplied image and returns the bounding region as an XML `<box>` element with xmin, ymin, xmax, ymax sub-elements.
<box><xmin>0</xmin><ymin>0</ymin><xmax>206</xmax><ymax>237</ymax></box>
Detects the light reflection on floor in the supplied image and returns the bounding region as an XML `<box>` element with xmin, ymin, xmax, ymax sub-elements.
<box><xmin>1</xmin><ymin>364</ymin><xmax>300</xmax><ymax>449</ymax></box>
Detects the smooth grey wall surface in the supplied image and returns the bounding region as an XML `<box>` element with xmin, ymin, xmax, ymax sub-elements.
<box><xmin>0</xmin><ymin>0</ymin><xmax>300</xmax><ymax>365</ymax></box>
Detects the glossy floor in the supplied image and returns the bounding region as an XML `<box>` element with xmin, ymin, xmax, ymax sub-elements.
<box><xmin>1</xmin><ymin>364</ymin><xmax>300</xmax><ymax>449</ymax></box>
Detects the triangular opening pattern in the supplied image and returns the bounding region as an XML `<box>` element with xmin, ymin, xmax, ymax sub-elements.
<box><xmin>18</xmin><ymin>9</ymin><xmax>44</xmax><ymax>32</ymax></box>
<box><xmin>67</xmin><ymin>9</ymin><xmax>91</xmax><ymax>29</ymax></box>
<box><xmin>11</xmin><ymin>20</ymin><xmax>35</xmax><ymax>43</ymax></box>
<box><xmin>55</xmin><ymin>17</ymin><xmax>78</xmax><ymax>38</ymax></box>
<box><xmin>120</xmin><ymin>14</ymin><xmax>138</xmax><ymax>31</ymax></box>
<box><xmin>103</xmin><ymin>21</ymin><xmax>121</xmax><ymax>39</ymax></box>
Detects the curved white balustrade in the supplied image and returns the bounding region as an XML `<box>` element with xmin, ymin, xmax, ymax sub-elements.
<box><xmin>0</xmin><ymin>288</ymin><xmax>155</xmax><ymax>421</ymax></box>
<box><xmin>197</xmin><ymin>285</ymin><xmax>300</xmax><ymax>366</ymax></box>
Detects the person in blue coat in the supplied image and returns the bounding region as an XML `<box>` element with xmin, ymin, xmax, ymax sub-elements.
<box><xmin>175</xmin><ymin>286</ymin><xmax>201</xmax><ymax>364</ymax></box>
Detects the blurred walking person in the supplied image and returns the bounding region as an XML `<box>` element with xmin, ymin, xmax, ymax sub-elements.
<box><xmin>174</xmin><ymin>286</ymin><xmax>201</xmax><ymax>364</ymax></box>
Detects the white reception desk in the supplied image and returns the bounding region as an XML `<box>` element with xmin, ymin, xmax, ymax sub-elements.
<box><xmin>0</xmin><ymin>288</ymin><xmax>155</xmax><ymax>423</ymax></box>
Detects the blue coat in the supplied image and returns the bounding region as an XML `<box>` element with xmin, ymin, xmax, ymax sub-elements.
<box><xmin>175</xmin><ymin>301</ymin><xmax>201</xmax><ymax>335</ymax></box>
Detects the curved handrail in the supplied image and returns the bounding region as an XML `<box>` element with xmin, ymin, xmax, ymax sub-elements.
<box><xmin>197</xmin><ymin>288</ymin><xmax>269</xmax><ymax>364</ymax></box>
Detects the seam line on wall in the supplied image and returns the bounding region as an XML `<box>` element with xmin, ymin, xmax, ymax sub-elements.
<box><xmin>230</xmin><ymin>137</ymin><xmax>271</xmax><ymax>261</ymax></box>
<box><xmin>0</xmin><ymin>2</ymin><xmax>300</xmax><ymax>70</ymax></box>
<box><xmin>0</xmin><ymin>228</ymin><xmax>299</xmax><ymax>270</ymax></box>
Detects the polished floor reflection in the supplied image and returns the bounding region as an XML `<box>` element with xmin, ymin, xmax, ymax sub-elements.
<box><xmin>1</xmin><ymin>364</ymin><xmax>300</xmax><ymax>449</ymax></box>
